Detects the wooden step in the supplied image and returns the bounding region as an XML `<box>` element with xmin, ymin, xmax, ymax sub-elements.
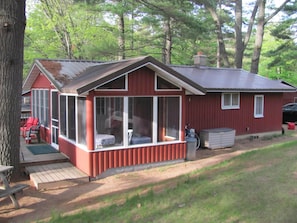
<box><xmin>25</xmin><ymin>162</ymin><xmax>89</xmax><ymax>190</ymax></box>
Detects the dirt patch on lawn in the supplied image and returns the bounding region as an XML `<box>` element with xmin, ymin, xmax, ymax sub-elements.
<box><xmin>1</xmin><ymin>132</ymin><xmax>297</xmax><ymax>223</ymax></box>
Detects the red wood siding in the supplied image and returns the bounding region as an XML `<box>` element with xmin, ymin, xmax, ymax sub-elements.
<box><xmin>32</xmin><ymin>73</ymin><xmax>52</xmax><ymax>88</ymax></box>
<box><xmin>128</xmin><ymin>67</ymin><xmax>155</xmax><ymax>95</ymax></box>
<box><xmin>186</xmin><ymin>93</ymin><xmax>283</xmax><ymax>135</ymax></box>
<box><xmin>39</xmin><ymin>126</ymin><xmax>51</xmax><ymax>144</ymax></box>
<box><xmin>283</xmin><ymin>92</ymin><xmax>297</xmax><ymax>105</ymax></box>
<box><xmin>59</xmin><ymin>137</ymin><xmax>186</xmax><ymax>177</ymax></box>
<box><xmin>59</xmin><ymin>137</ymin><xmax>92</xmax><ymax>175</ymax></box>
<box><xmin>95</xmin><ymin>67</ymin><xmax>182</xmax><ymax>97</ymax></box>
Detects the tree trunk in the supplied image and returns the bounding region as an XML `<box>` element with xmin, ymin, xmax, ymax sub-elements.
<box><xmin>206</xmin><ymin>5</ymin><xmax>230</xmax><ymax>68</ymax></box>
<box><xmin>234</xmin><ymin>0</ymin><xmax>243</xmax><ymax>68</ymax></box>
<box><xmin>118</xmin><ymin>10</ymin><xmax>125</xmax><ymax>60</ymax></box>
<box><xmin>0</xmin><ymin>1</ymin><xmax>26</xmax><ymax>178</ymax></box>
<box><xmin>251</xmin><ymin>0</ymin><xmax>265</xmax><ymax>74</ymax></box>
<box><xmin>41</xmin><ymin>0</ymin><xmax>74</xmax><ymax>59</ymax></box>
<box><xmin>162</xmin><ymin>18</ymin><xmax>172</xmax><ymax>64</ymax></box>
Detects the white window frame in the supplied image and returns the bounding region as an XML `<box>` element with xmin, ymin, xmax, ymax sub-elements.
<box><xmin>254</xmin><ymin>95</ymin><xmax>264</xmax><ymax>118</ymax></box>
<box><xmin>31</xmin><ymin>89</ymin><xmax>49</xmax><ymax>127</ymax></box>
<box><xmin>221</xmin><ymin>93</ymin><xmax>240</xmax><ymax>110</ymax></box>
<box><xmin>155</xmin><ymin>74</ymin><xmax>182</xmax><ymax>91</ymax></box>
<box><xmin>95</xmin><ymin>75</ymin><xmax>128</xmax><ymax>91</ymax></box>
<box><xmin>94</xmin><ymin>95</ymin><xmax>182</xmax><ymax>150</ymax></box>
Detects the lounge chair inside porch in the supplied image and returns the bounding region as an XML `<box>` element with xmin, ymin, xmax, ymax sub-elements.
<box><xmin>20</xmin><ymin>117</ymin><xmax>40</xmax><ymax>144</ymax></box>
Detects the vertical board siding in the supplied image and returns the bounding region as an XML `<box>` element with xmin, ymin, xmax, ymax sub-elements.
<box><xmin>32</xmin><ymin>73</ymin><xmax>52</xmax><ymax>88</ymax></box>
<box><xmin>186</xmin><ymin>93</ymin><xmax>283</xmax><ymax>135</ymax></box>
<box><xmin>91</xmin><ymin>143</ymin><xmax>186</xmax><ymax>177</ymax></box>
<box><xmin>128</xmin><ymin>67</ymin><xmax>155</xmax><ymax>95</ymax></box>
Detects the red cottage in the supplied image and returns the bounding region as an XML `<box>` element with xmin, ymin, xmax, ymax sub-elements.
<box><xmin>22</xmin><ymin>56</ymin><xmax>295</xmax><ymax>178</ymax></box>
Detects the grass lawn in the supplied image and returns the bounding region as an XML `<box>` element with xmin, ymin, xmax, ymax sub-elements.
<box><xmin>41</xmin><ymin>140</ymin><xmax>297</xmax><ymax>223</ymax></box>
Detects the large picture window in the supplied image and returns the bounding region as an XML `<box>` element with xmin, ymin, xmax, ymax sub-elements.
<box><xmin>95</xmin><ymin>96</ymin><xmax>181</xmax><ymax>149</ymax></box>
<box><xmin>254</xmin><ymin>95</ymin><xmax>264</xmax><ymax>118</ymax></box>
<box><xmin>222</xmin><ymin>93</ymin><xmax>240</xmax><ymax>109</ymax></box>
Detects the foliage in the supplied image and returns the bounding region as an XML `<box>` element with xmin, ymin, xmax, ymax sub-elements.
<box><xmin>24</xmin><ymin>0</ymin><xmax>297</xmax><ymax>83</ymax></box>
<box><xmin>260</xmin><ymin>1</ymin><xmax>297</xmax><ymax>85</ymax></box>
<box><xmin>39</xmin><ymin>140</ymin><xmax>297</xmax><ymax>222</ymax></box>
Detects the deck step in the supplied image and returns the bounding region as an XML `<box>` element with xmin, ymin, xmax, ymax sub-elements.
<box><xmin>25</xmin><ymin>162</ymin><xmax>89</xmax><ymax>190</ymax></box>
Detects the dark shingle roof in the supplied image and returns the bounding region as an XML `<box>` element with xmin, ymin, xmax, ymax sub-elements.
<box><xmin>170</xmin><ymin>65</ymin><xmax>295</xmax><ymax>92</ymax></box>
<box><xmin>23</xmin><ymin>56</ymin><xmax>206</xmax><ymax>95</ymax></box>
<box><xmin>23</xmin><ymin>56</ymin><xmax>296</xmax><ymax>95</ymax></box>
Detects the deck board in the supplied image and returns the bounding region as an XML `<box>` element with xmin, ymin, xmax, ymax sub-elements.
<box><xmin>26</xmin><ymin>163</ymin><xmax>89</xmax><ymax>190</ymax></box>
<box><xmin>20</xmin><ymin>137</ymin><xmax>89</xmax><ymax>190</ymax></box>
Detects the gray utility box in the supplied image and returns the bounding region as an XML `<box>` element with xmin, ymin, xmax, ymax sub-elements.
<box><xmin>200</xmin><ymin>128</ymin><xmax>235</xmax><ymax>149</ymax></box>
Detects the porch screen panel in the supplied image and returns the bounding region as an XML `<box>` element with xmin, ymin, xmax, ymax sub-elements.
<box><xmin>44</xmin><ymin>90</ymin><xmax>49</xmax><ymax>127</ymax></box>
<box><xmin>31</xmin><ymin>89</ymin><xmax>49</xmax><ymax>127</ymax></box>
<box><xmin>68</xmin><ymin>96</ymin><xmax>76</xmax><ymax>141</ymax></box>
<box><xmin>77</xmin><ymin>97</ymin><xmax>87</xmax><ymax>145</ymax></box>
<box><xmin>128</xmin><ymin>97</ymin><xmax>153</xmax><ymax>145</ymax></box>
<box><xmin>60</xmin><ymin>95</ymin><xmax>67</xmax><ymax>136</ymax></box>
<box><xmin>158</xmin><ymin>97</ymin><xmax>180</xmax><ymax>142</ymax></box>
<box><xmin>40</xmin><ymin>91</ymin><xmax>44</xmax><ymax>125</ymax></box>
<box><xmin>52</xmin><ymin>91</ymin><xmax>58</xmax><ymax>120</ymax></box>
<box><xmin>32</xmin><ymin>90</ymin><xmax>37</xmax><ymax>117</ymax></box>
<box><xmin>95</xmin><ymin>97</ymin><xmax>124</xmax><ymax>147</ymax></box>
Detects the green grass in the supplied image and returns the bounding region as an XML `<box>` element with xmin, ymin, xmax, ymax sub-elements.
<box><xmin>41</xmin><ymin>140</ymin><xmax>297</xmax><ymax>223</ymax></box>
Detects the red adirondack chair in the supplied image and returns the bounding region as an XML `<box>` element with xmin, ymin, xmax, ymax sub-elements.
<box><xmin>20</xmin><ymin>117</ymin><xmax>40</xmax><ymax>144</ymax></box>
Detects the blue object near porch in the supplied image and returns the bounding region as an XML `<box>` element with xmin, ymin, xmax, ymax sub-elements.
<box><xmin>27</xmin><ymin>144</ymin><xmax>58</xmax><ymax>155</ymax></box>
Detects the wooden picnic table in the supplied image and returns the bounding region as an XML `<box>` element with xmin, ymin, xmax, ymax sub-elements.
<box><xmin>0</xmin><ymin>165</ymin><xmax>29</xmax><ymax>208</ymax></box>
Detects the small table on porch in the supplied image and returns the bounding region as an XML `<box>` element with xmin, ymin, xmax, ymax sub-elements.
<box><xmin>0</xmin><ymin>165</ymin><xmax>29</xmax><ymax>208</ymax></box>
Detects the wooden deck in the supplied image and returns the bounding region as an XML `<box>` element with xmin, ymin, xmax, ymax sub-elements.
<box><xmin>25</xmin><ymin>163</ymin><xmax>89</xmax><ymax>190</ymax></box>
<box><xmin>20</xmin><ymin>137</ymin><xmax>89</xmax><ymax>190</ymax></box>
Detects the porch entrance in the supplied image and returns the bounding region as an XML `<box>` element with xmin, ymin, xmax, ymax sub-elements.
<box><xmin>51</xmin><ymin>91</ymin><xmax>59</xmax><ymax>148</ymax></box>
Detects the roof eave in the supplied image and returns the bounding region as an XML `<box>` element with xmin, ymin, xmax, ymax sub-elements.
<box><xmin>206</xmin><ymin>88</ymin><xmax>297</xmax><ymax>93</ymax></box>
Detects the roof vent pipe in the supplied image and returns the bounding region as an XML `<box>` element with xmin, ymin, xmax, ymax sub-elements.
<box><xmin>193</xmin><ymin>52</ymin><xmax>207</xmax><ymax>67</ymax></box>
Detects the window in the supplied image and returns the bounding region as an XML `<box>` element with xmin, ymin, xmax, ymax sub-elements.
<box><xmin>128</xmin><ymin>97</ymin><xmax>153</xmax><ymax>145</ymax></box>
<box><xmin>156</xmin><ymin>76</ymin><xmax>180</xmax><ymax>90</ymax></box>
<box><xmin>52</xmin><ymin>91</ymin><xmax>58</xmax><ymax>120</ymax></box>
<box><xmin>254</xmin><ymin>95</ymin><xmax>264</xmax><ymax>118</ymax></box>
<box><xmin>222</xmin><ymin>93</ymin><xmax>240</xmax><ymax>109</ymax></box>
<box><xmin>158</xmin><ymin>97</ymin><xmax>180</xmax><ymax>142</ymax></box>
<box><xmin>60</xmin><ymin>95</ymin><xmax>67</xmax><ymax>136</ymax></box>
<box><xmin>96</xmin><ymin>76</ymin><xmax>126</xmax><ymax>90</ymax></box>
<box><xmin>68</xmin><ymin>96</ymin><xmax>76</xmax><ymax>141</ymax></box>
<box><xmin>59</xmin><ymin>95</ymin><xmax>76</xmax><ymax>141</ymax></box>
<box><xmin>95</xmin><ymin>96</ymin><xmax>181</xmax><ymax>149</ymax></box>
<box><xmin>77</xmin><ymin>97</ymin><xmax>87</xmax><ymax>145</ymax></box>
<box><xmin>31</xmin><ymin>89</ymin><xmax>49</xmax><ymax>127</ymax></box>
<box><xmin>95</xmin><ymin>97</ymin><xmax>124</xmax><ymax>148</ymax></box>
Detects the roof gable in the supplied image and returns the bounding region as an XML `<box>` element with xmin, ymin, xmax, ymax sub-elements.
<box><xmin>22</xmin><ymin>59</ymin><xmax>103</xmax><ymax>92</ymax></box>
<box><xmin>23</xmin><ymin>56</ymin><xmax>205</xmax><ymax>95</ymax></box>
